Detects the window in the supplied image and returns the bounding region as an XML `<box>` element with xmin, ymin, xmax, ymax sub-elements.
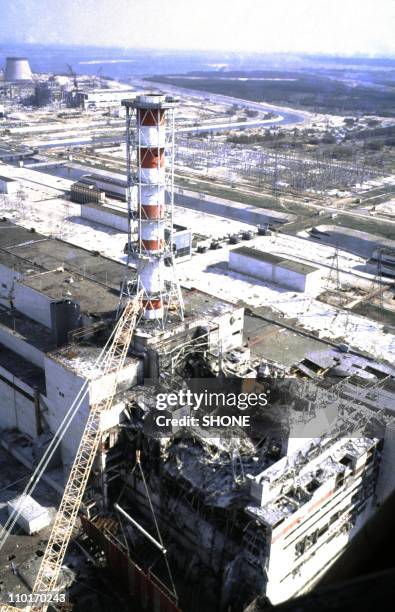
<box><xmin>306</xmin><ymin>478</ymin><xmax>320</xmax><ymax>493</ymax></box>
<box><xmin>335</xmin><ymin>472</ymin><xmax>345</xmax><ymax>490</ymax></box>
<box><xmin>340</xmin><ymin>455</ymin><xmax>353</xmax><ymax>468</ymax></box>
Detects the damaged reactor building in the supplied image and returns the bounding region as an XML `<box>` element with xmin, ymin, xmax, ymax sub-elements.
<box><xmin>0</xmin><ymin>94</ymin><xmax>394</xmax><ymax>612</ymax></box>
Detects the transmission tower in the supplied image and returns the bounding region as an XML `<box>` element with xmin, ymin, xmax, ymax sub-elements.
<box><xmin>325</xmin><ymin>243</ymin><xmax>341</xmax><ymax>293</ymax></box>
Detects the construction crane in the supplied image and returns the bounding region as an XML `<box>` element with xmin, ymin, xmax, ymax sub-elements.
<box><xmin>66</xmin><ymin>63</ymin><xmax>78</xmax><ymax>92</ymax></box>
<box><xmin>0</xmin><ymin>294</ymin><xmax>142</xmax><ymax>612</ymax></box>
<box><xmin>96</xmin><ymin>66</ymin><xmax>104</xmax><ymax>87</ymax></box>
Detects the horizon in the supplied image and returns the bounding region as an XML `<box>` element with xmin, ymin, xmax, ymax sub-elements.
<box><xmin>0</xmin><ymin>0</ymin><xmax>394</xmax><ymax>57</ymax></box>
<box><xmin>1</xmin><ymin>42</ymin><xmax>394</xmax><ymax>62</ymax></box>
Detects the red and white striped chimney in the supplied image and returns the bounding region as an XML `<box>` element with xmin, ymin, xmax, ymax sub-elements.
<box><xmin>124</xmin><ymin>93</ymin><xmax>182</xmax><ymax>322</ymax></box>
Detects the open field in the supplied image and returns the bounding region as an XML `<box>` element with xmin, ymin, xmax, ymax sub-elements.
<box><xmin>152</xmin><ymin>67</ymin><xmax>395</xmax><ymax>117</ymax></box>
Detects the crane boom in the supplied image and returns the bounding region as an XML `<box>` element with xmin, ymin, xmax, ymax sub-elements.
<box><xmin>65</xmin><ymin>63</ymin><xmax>78</xmax><ymax>92</ymax></box>
<box><xmin>20</xmin><ymin>295</ymin><xmax>141</xmax><ymax>612</ymax></box>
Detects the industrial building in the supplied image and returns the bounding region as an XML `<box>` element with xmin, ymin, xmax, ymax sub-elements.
<box><xmin>34</xmin><ymin>77</ymin><xmax>71</xmax><ymax>107</ymax></box>
<box><xmin>80</xmin><ymin>200</ymin><xmax>130</xmax><ymax>232</ymax></box>
<box><xmin>70</xmin><ymin>181</ymin><xmax>106</xmax><ymax>205</ymax></box>
<box><xmin>0</xmin><ymin>175</ymin><xmax>19</xmax><ymax>195</ymax></box>
<box><xmin>229</xmin><ymin>246</ymin><xmax>322</xmax><ymax>293</ymax></box>
<box><xmin>0</xmin><ymin>219</ymin><xmax>243</xmax><ymax>459</ymax></box>
<box><xmin>72</xmin><ymin>88</ymin><xmax>136</xmax><ymax>110</ymax></box>
<box><xmin>0</xmin><ymin>209</ymin><xmax>393</xmax><ymax>610</ymax></box>
<box><xmin>80</xmin><ymin>174</ymin><xmax>128</xmax><ymax>199</ymax></box>
<box><xmin>0</xmin><ymin>82</ymin><xmax>394</xmax><ymax>612</ymax></box>
<box><xmin>79</xmin><ymin>200</ymin><xmax>193</xmax><ymax>260</ymax></box>
<box><xmin>165</xmin><ymin>223</ymin><xmax>193</xmax><ymax>261</ymax></box>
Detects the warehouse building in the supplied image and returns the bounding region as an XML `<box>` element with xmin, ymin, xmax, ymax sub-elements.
<box><xmin>229</xmin><ymin>246</ymin><xmax>322</xmax><ymax>293</ymax></box>
<box><xmin>72</xmin><ymin>88</ymin><xmax>136</xmax><ymax>110</ymax></box>
<box><xmin>0</xmin><ymin>175</ymin><xmax>19</xmax><ymax>195</ymax></box>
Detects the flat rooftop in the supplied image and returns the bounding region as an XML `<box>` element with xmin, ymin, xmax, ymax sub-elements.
<box><xmin>0</xmin><ymin>220</ymin><xmax>123</xmax><ymax>284</ymax></box>
<box><xmin>8</xmin><ymin>240</ymin><xmax>124</xmax><ymax>289</ymax></box>
<box><xmin>183</xmin><ymin>286</ymin><xmax>238</xmax><ymax>318</ymax></box>
<box><xmin>0</xmin><ymin>221</ymin><xmax>240</xmax><ymax>343</ymax></box>
<box><xmin>232</xmin><ymin>246</ymin><xmax>319</xmax><ymax>275</ymax></box>
<box><xmin>243</xmin><ymin>311</ymin><xmax>326</xmax><ymax>366</ymax></box>
<box><xmin>49</xmin><ymin>344</ymin><xmax>140</xmax><ymax>378</ymax></box>
<box><xmin>0</xmin><ymin>222</ymin><xmax>47</xmax><ymax>250</ymax></box>
<box><xmin>0</xmin><ymin>249</ymin><xmax>42</xmax><ymax>277</ymax></box>
<box><xmin>21</xmin><ymin>271</ymin><xmax>120</xmax><ymax>319</ymax></box>
<box><xmin>0</xmin><ymin>220</ymin><xmax>129</xmax><ymax>318</ymax></box>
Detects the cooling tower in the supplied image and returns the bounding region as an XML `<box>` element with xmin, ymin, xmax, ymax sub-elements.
<box><xmin>4</xmin><ymin>57</ymin><xmax>33</xmax><ymax>82</ymax></box>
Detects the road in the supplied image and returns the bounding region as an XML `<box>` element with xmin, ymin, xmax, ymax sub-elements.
<box><xmin>133</xmin><ymin>77</ymin><xmax>308</xmax><ymax>127</ymax></box>
<box><xmin>174</xmin><ymin>172</ymin><xmax>395</xmax><ymax>230</ymax></box>
<box><xmin>177</xmin><ymin>117</ymin><xmax>285</xmax><ymax>133</ymax></box>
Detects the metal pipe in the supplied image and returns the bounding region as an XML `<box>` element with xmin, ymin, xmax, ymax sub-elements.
<box><xmin>114</xmin><ymin>503</ymin><xmax>167</xmax><ymax>554</ymax></box>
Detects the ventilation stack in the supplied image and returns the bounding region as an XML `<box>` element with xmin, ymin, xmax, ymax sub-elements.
<box><xmin>121</xmin><ymin>94</ymin><xmax>184</xmax><ymax>326</ymax></box>
<box><xmin>4</xmin><ymin>57</ymin><xmax>33</xmax><ymax>82</ymax></box>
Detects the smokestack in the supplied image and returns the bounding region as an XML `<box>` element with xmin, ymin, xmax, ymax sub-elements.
<box><xmin>121</xmin><ymin>94</ymin><xmax>184</xmax><ymax>325</ymax></box>
<box><xmin>4</xmin><ymin>57</ymin><xmax>33</xmax><ymax>82</ymax></box>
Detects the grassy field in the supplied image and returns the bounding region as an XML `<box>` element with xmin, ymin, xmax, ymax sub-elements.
<box><xmin>176</xmin><ymin>174</ymin><xmax>395</xmax><ymax>240</ymax></box>
<box><xmin>152</xmin><ymin>69</ymin><xmax>395</xmax><ymax>117</ymax></box>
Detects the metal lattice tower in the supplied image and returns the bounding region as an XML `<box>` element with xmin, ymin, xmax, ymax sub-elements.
<box><xmin>325</xmin><ymin>243</ymin><xmax>341</xmax><ymax>292</ymax></box>
<box><xmin>120</xmin><ymin>94</ymin><xmax>184</xmax><ymax>328</ymax></box>
<box><xmin>371</xmin><ymin>247</ymin><xmax>395</xmax><ymax>308</ymax></box>
<box><xmin>29</xmin><ymin>294</ymin><xmax>142</xmax><ymax>612</ymax></box>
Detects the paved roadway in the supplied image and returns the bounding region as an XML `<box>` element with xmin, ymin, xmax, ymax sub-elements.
<box><xmin>136</xmin><ymin>77</ymin><xmax>307</xmax><ymax>128</ymax></box>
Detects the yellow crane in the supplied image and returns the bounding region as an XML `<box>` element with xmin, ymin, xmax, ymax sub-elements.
<box><xmin>1</xmin><ymin>294</ymin><xmax>142</xmax><ymax>612</ymax></box>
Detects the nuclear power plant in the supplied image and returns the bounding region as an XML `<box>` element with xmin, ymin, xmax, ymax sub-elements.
<box><xmin>4</xmin><ymin>57</ymin><xmax>33</xmax><ymax>82</ymax></box>
<box><xmin>0</xmin><ymin>51</ymin><xmax>394</xmax><ymax>612</ymax></box>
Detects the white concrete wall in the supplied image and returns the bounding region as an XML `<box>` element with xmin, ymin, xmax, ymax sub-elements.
<box><xmin>230</xmin><ymin>252</ymin><xmax>273</xmax><ymax>281</ymax></box>
<box><xmin>304</xmin><ymin>269</ymin><xmax>322</xmax><ymax>294</ymax></box>
<box><xmin>0</xmin><ymin>178</ymin><xmax>19</xmax><ymax>194</ymax></box>
<box><xmin>90</xmin><ymin>360</ymin><xmax>142</xmax><ymax>405</ymax></box>
<box><xmin>0</xmin><ymin>365</ymin><xmax>37</xmax><ymax>436</ymax></box>
<box><xmin>264</xmin><ymin>451</ymin><xmax>376</xmax><ymax>605</ymax></box>
<box><xmin>229</xmin><ymin>251</ymin><xmax>322</xmax><ymax>293</ymax></box>
<box><xmin>175</xmin><ymin>189</ymin><xmax>292</xmax><ymax>226</ymax></box>
<box><xmin>44</xmin><ymin>354</ymin><xmax>143</xmax><ymax>466</ymax></box>
<box><xmin>81</xmin><ymin>204</ymin><xmax>128</xmax><ymax>232</ymax></box>
<box><xmin>0</xmin><ymin>325</ymin><xmax>44</xmax><ymax>368</ymax></box>
<box><xmin>266</xmin><ymin>494</ymin><xmax>375</xmax><ymax>604</ymax></box>
<box><xmin>211</xmin><ymin>307</ymin><xmax>244</xmax><ymax>353</ymax></box>
<box><xmin>14</xmin><ymin>282</ymin><xmax>53</xmax><ymax>328</ymax></box>
<box><xmin>275</xmin><ymin>264</ymin><xmax>308</xmax><ymax>291</ymax></box>
<box><xmin>44</xmin><ymin>355</ymin><xmax>89</xmax><ymax>467</ymax></box>
<box><xmin>0</xmin><ymin>263</ymin><xmax>22</xmax><ymax>308</ymax></box>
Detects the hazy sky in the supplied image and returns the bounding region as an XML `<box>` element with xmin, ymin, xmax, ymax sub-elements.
<box><xmin>0</xmin><ymin>0</ymin><xmax>394</xmax><ymax>56</ymax></box>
